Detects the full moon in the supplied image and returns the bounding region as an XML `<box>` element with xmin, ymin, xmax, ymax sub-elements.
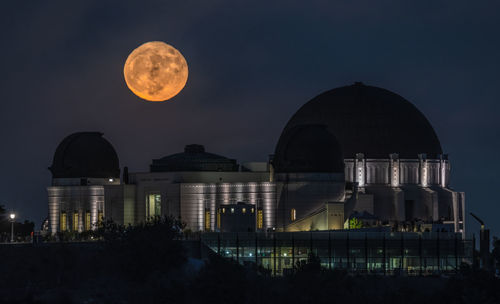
<box><xmin>123</xmin><ymin>41</ymin><xmax>188</xmax><ymax>102</ymax></box>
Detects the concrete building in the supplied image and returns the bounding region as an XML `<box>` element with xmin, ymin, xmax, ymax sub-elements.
<box><xmin>273</xmin><ymin>82</ymin><xmax>465</xmax><ymax>234</ymax></box>
<box><xmin>46</xmin><ymin>82</ymin><xmax>466</xmax><ymax>237</ymax></box>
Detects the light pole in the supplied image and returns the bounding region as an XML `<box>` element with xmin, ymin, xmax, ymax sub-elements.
<box><xmin>9</xmin><ymin>213</ymin><xmax>16</xmax><ymax>242</ymax></box>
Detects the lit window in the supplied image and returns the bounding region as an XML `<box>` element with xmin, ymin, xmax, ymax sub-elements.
<box><xmin>108</xmin><ymin>178</ymin><xmax>114</xmax><ymax>182</ymax></box>
<box><xmin>217</xmin><ymin>210</ymin><xmax>221</xmax><ymax>229</ymax></box>
<box><xmin>73</xmin><ymin>212</ymin><xmax>79</xmax><ymax>232</ymax></box>
<box><xmin>251</xmin><ymin>208</ymin><xmax>254</xmax><ymax>213</ymax></box>
<box><xmin>231</xmin><ymin>208</ymin><xmax>234</xmax><ymax>213</ymax></box>
<box><xmin>147</xmin><ymin>193</ymin><xmax>161</xmax><ymax>218</ymax></box>
<box><xmin>257</xmin><ymin>209</ymin><xmax>263</xmax><ymax>229</ymax></box>
<box><xmin>60</xmin><ymin>212</ymin><xmax>67</xmax><ymax>231</ymax></box>
<box><xmin>205</xmin><ymin>209</ymin><xmax>211</xmax><ymax>231</ymax></box>
<box><xmin>291</xmin><ymin>208</ymin><xmax>296</xmax><ymax>221</ymax></box>
<box><xmin>85</xmin><ymin>212</ymin><xmax>91</xmax><ymax>231</ymax></box>
<box><xmin>242</xmin><ymin>208</ymin><xmax>246</xmax><ymax>214</ymax></box>
<box><xmin>222</xmin><ymin>208</ymin><xmax>225</xmax><ymax>214</ymax></box>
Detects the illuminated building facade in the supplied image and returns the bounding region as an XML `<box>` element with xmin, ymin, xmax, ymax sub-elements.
<box><xmin>47</xmin><ymin>83</ymin><xmax>466</xmax><ymax>238</ymax></box>
<box><xmin>273</xmin><ymin>83</ymin><xmax>465</xmax><ymax>235</ymax></box>
<box><xmin>47</xmin><ymin>138</ymin><xmax>275</xmax><ymax>233</ymax></box>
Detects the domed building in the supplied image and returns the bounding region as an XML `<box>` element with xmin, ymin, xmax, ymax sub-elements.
<box><xmin>46</xmin><ymin>83</ymin><xmax>465</xmax><ymax>236</ymax></box>
<box><xmin>47</xmin><ymin>137</ymin><xmax>275</xmax><ymax>233</ymax></box>
<box><xmin>47</xmin><ymin>132</ymin><xmax>130</xmax><ymax>234</ymax></box>
<box><xmin>273</xmin><ymin>124</ymin><xmax>346</xmax><ymax>230</ymax></box>
<box><xmin>150</xmin><ymin>144</ymin><xmax>239</xmax><ymax>172</ymax></box>
<box><xmin>49</xmin><ymin>132</ymin><xmax>120</xmax><ymax>179</ymax></box>
<box><xmin>273</xmin><ymin>82</ymin><xmax>465</xmax><ymax>233</ymax></box>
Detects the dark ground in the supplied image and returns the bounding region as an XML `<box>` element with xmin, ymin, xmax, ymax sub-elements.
<box><xmin>0</xmin><ymin>220</ymin><xmax>499</xmax><ymax>304</ymax></box>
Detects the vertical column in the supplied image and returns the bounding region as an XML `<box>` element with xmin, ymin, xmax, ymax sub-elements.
<box><xmin>419</xmin><ymin>235</ymin><xmax>423</xmax><ymax>276</ymax></box>
<box><xmin>292</xmin><ymin>234</ymin><xmax>295</xmax><ymax>272</ymax></box>
<box><xmin>273</xmin><ymin>233</ymin><xmax>277</xmax><ymax>276</ymax></box>
<box><xmin>355</xmin><ymin>153</ymin><xmax>366</xmax><ymax>187</ymax></box>
<box><xmin>419</xmin><ymin>154</ymin><xmax>428</xmax><ymax>187</ymax></box>
<box><xmin>236</xmin><ymin>233</ymin><xmax>239</xmax><ymax>263</ymax></box>
<box><xmin>440</xmin><ymin>154</ymin><xmax>448</xmax><ymax>188</ymax></box>
<box><xmin>383</xmin><ymin>234</ymin><xmax>386</xmax><ymax>275</ymax></box>
<box><xmin>346</xmin><ymin>233</ymin><xmax>350</xmax><ymax>270</ymax></box>
<box><xmin>390</xmin><ymin>153</ymin><xmax>400</xmax><ymax>187</ymax></box>
<box><xmin>328</xmin><ymin>232</ymin><xmax>331</xmax><ymax>270</ymax></box>
<box><xmin>460</xmin><ymin>192</ymin><xmax>466</xmax><ymax>238</ymax></box>
<box><xmin>255</xmin><ymin>234</ymin><xmax>258</xmax><ymax>265</ymax></box>
<box><xmin>452</xmin><ymin>192</ymin><xmax>459</xmax><ymax>233</ymax></box>
<box><xmin>364</xmin><ymin>233</ymin><xmax>368</xmax><ymax>273</ymax></box>
<box><xmin>47</xmin><ymin>187</ymin><xmax>61</xmax><ymax>234</ymax></box>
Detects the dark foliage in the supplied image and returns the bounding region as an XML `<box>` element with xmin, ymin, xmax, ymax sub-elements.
<box><xmin>1</xmin><ymin>228</ymin><xmax>500</xmax><ymax>303</ymax></box>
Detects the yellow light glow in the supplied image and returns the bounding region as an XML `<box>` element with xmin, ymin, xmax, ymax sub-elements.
<box><xmin>60</xmin><ymin>212</ymin><xmax>67</xmax><ymax>231</ymax></box>
<box><xmin>73</xmin><ymin>212</ymin><xmax>79</xmax><ymax>232</ymax></box>
<box><xmin>85</xmin><ymin>212</ymin><xmax>91</xmax><ymax>231</ymax></box>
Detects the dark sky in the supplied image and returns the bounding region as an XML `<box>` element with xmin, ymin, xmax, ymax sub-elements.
<box><xmin>1</xmin><ymin>1</ymin><xmax>499</xmax><ymax>237</ymax></box>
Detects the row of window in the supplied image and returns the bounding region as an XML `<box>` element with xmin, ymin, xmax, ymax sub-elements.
<box><xmin>59</xmin><ymin>211</ymin><xmax>103</xmax><ymax>231</ymax></box>
<box><xmin>204</xmin><ymin>208</ymin><xmax>265</xmax><ymax>230</ymax></box>
<box><xmin>220</xmin><ymin>207</ymin><xmax>255</xmax><ymax>214</ymax></box>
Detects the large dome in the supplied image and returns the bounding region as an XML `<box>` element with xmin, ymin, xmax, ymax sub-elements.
<box><xmin>274</xmin><ymin>124</ymin><xmax>344</xmax><ymax>173</ymax></box>
<box><xmin>280</xmin><ymin>82</ymin><xmax>442</xmax><ymax>159</ymax></box>
<box><xmin>49</xmin><ymin>132</ymin><xmax>120</xmax><ymax>178</ymax></box>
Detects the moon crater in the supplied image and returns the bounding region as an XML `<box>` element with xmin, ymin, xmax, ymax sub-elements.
<box><xmin>124</xmin><ymin>41</ymin><xmax>188</xmax><ymax>102</ymax></box>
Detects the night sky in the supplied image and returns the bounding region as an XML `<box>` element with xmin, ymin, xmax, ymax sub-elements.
<box><xmin>1</xmin><ymin>1</ymin><xmax>499</xmax><ymax>237</ymax></box>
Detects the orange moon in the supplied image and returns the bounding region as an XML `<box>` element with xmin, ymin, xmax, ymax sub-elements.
<box><xmin>123</xmin><ymin>41</ymin><xmax>188</xmax><ymax>102</ymax></box>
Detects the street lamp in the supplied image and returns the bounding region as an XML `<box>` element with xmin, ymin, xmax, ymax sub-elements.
<box><xmin>9</xmin><ymin>213</ymin><xmax>15</xmax><ymax>242</ymax></box>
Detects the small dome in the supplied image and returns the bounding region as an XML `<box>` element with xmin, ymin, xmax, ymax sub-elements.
<box><xmin>49</xmin><ymin>132</ymin><xmax>120</xmax><ymax>178</ymax></box>
<box><xmin>274</xmin><ymin>124</ymin><xmax>344</xmax><ymax>173</ymax></box>
<box><xmin>281</xmin><ymin>83</ymin><xmax>443</xmax><ymax>159</ymax></box>
<box><xmin>150</xmin><ymin>144</ymin><xmax>239</xmax><ymax>172</ymax></box>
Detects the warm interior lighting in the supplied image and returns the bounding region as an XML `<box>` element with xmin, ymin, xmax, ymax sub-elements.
<box><xmin>291</xmin><ymin>208</ymin><xmax>296</xmax><ymax>221</ymax></box>
<box><xmin>73</xmin><ymin>212</ymin><xmax>79</xmax><ymax>232</ymax></box>
<box><xmin>217</xmin><ymin>210</ymin><xmax>221</xmax><ymax>229</ymax></box>
<box><xmin>60</xmin><ymin>212</ymin><xmax>67</xmax><ymax>231</ymax></box>
<box><xmin>257</xmin><ymin>209</ymin><xmax>263</xmax><ymax>229</ymax></box>
<box><xmin>85</xmin><ymin>212</ymin><xmax>91</xmax><ymax>231</ymax></box>
<box><xmin>204</xmin><ymin>209</ymin><xmax>211</xmax><ymax>231</ymax></box>
<box><xmin>147</xmin><ymin>194</ymin><xmax>161</xmax><ymax>217</ymax></box>
<box><xmin>242</xmin><ymin>208</ymin><xmax>246</xmax><ymax>214</ymax></box>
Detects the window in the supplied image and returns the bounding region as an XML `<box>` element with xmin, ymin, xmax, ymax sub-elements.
<box><xmin>291</xmin><ymin>208</ymin><xmax>296</xmax><ymax>221</ymax></box>
<box><xmin>204</xmin><ymin>209</ymin><xmax>211</xmax><ymax>231</ymax></box>
<box><xmin>222</xmin><ymin>207</ymin><xmax>225</xmax><ymax>214</ymax></box>
<box><xmin>217</xmin><ymin>209</ymin><xmax>221</xmax><ymax>229</ymax></box>
<box><xmin>60</xmin><ymin>212</ymin><xmax>67</xmax><ymax>231</ymax></box>
<box><xmin>73</xmin><ymin>212</ymin><xmax>79</xmax><ymax>232</ymax></box>
<box><xmin>251</xmin><ymin>208</ymin><xmax>254</xmax><ymax>213</ymax></box>
<box><xmin>85</xmin><ymin>212</ymin><xmax>91</xmax><ymax>231</ymax></box>
<box><xmin>147</xmin><ymin>193</ymin><xmax>161</xmax><ymax>218</ymax></box>
<box><xmin>242</xmin><ymin>208</ymin><xmax>246</xmax><ymax>214</ymax></box>
<box><xmin>257</xmin><ymin>209</ymin><xmax>263</xmax><ymax>229</ymax></box>
<box><xmin>231</xmin><ymin>208</ymin><xmax>234</xmax><ymax>214</ymax></box>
